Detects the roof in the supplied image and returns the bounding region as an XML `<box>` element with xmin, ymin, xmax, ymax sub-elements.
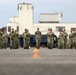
<box><xmin>40</xmin><ymin>12</ymin><xmax>61</xmax><ymax>15</ymax></box>
<box><xmin>18</xmin><ymin>2</ymin><xmax>32</xmax><ymax>5</ymax></box>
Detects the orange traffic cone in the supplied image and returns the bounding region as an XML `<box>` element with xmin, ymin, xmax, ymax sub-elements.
<box><xmin>33</xmin><ymin>53</ymin><xmax>40</xmax><ymax>58</ymax></box>
<box><xmin>33</xmin><ymin>48</ymin><xmax>40</xmax><ymax>58</ymax></box>
<box><xmin>34</xmin><ymin>48</ymin><xmax>39</xmax><ymax>53</ymax></box>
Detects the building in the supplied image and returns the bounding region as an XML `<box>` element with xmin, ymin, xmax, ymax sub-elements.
<box><xmin>7</xmin><ymin>3</ymin><xmax>76</xmax><ymax>36</ymax></box>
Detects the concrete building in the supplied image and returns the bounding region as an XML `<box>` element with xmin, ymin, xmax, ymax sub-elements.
<box><xmin>7</xmin><ymin>3</ymin><xmax>76</xmax><ymax>36</ymax></box>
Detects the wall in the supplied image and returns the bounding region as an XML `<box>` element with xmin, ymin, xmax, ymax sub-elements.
<box><xmin>33</xmin><ymin>23</ymin><xmax>76</xmax><ymax>36</ymax></box>
<box><xmin>9</xmin><ymin>17</ymin><xmax>19</xmax><ymax>23</ymax></box>
<box><xmin>7</xmin><ymin>22</ymin><xmax>19</xmax><ymax>34</ymax></box>
<box><xmin>18</xmin><ymin>3</ymin><xmax>34</xmax><ymax>34</ymax></box>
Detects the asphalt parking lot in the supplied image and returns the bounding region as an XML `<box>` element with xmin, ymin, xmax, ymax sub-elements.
<box><xmin>0</xmin><ymin>48</ymin><xmax>76</xmax><ymax>75</ymax></box>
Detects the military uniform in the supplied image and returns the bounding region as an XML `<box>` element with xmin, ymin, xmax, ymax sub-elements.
<box><xmin>61</xmin><ymin>31</ymin><xmax>68</xmax><ymax>49</ymax></box>
<box><xmin>47</xmin><ymin>31</ymin><xmax>54</xmax><ymax>49</ymax></box>
<box><xmin>73</xmin><ymin>32</ymin><xmax>76</xmax><ymax>49</ymax></box>
<box><xmin>2</xmin><ymin>34</ymin><xmax>8</xmax><ymax>49</ymax></box>
<box><xmin>0</xmin><ymin>31</ymin><xmax>3</xmax><ymax>49</ymax></box>
<box><xmin>69</xmin><ymin>32</ymin><xmax>74</xmax><ymax>49</ymax></box>
<box><xmin>14</xmin><ymin>31</ymin><xmax>19</xmax><ymax>49</ymax></box>
<box><xmin>35</xmin><ymin>30</ymin><xmax>41</xmax><ymax>49</ymax></box>
<box><xmin>58</xmin><ymin>32</ymin><xmax>64</xmax><ymax>49</ymax></box>
<box><xmin>9</xmin><ymin>31</ymin><xmax>15</xmax><ymax>49</ymax></box>
<box><xmin>23</xmin><ymin>30</ymin><xmax>31</xmax><ymax>49</ymax></box>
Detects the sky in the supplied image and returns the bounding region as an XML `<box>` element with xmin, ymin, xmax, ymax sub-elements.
<box><xmin>0</xmin><ymin>0</ymin><xmax>76</xmax><ymax>27</ymax></box>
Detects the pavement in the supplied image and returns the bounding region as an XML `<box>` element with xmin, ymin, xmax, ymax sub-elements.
<box><xmin>0</xmin><ymin>48</ymin><xmax>76</xmax><ymax>75</ymax></box>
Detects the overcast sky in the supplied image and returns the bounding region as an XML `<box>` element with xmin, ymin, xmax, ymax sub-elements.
<box><xmin>0</xmin><ymin>0</ymin><xmax>76</xmax><ymax>27</ymax></box>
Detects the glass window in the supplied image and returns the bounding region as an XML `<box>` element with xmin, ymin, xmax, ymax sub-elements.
<box><xmin>56</xmin><ymin>26</ymin><xmax>65</xmax><ymax>32</ymax></box>
<box><xmin>71</xmin><ymin>28</ymin><xmax>76</xmax><ymax>31</ymax></box>
<box><xmin>8</xmin><ymin>26</ymin><xmax>11</xmax><ymax>32</ymax></box>
<box><xmin>20</xmin><ymin>6</ymin><xmax>22</xmax><ymax>10</ymax></box>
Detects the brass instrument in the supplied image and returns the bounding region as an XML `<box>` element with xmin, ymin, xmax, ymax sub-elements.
<box><xmin>10</xmin><ymin>35</ymin><xmax>13</xmax><ymax>40</ymax></box>
<box><xmin>23</xmin><ymin>33</ymin><xmax>26</xmax><ymax>38</ymax></box>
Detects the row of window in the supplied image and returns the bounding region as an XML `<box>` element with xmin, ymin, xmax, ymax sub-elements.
<box><xmin>8</xmin><ymin>26</ymin><xmax>76</xmax><ymax>33</ymax></box>
<box><xmin>8</xmin><ymin>26</ymin><xmax>19</xmax><ymax>32</ymax></box>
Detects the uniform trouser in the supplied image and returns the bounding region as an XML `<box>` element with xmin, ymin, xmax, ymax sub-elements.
<box><xmin>64</xmin><ymin>39</ymin><xmax>67</xmax><ymax>48</ymax></box>
<box><xmin>23</xmin><ymin>38</ymin><xmax>30</xmax><ymax>48</ymax></box>
<box><xmin>74</xmin><ymin>38</ymin><xmax>76</xmax><ymax>48</ymax></box>
<box><xmin>58</xmin><ymin>39</ymin><xmax>64</xmax><ymax>48</ymax></box>
<box><xmin>10</xmin><ymin>39</ymin><xmax>14</xmax><ymax>48</ymax></box>
<box><xmin>36</xmin><ymin>38</ymin><xmax>41</xmax><ymax>48</ymax></box>
<box><xmin>47</xmin><ymin>38</ymin><xmax>53</xmax><ymax>48</ymax></box>
<box><xmin>14</xmin><ymin>37</ymin><xmax>19</xmax><ymax>49</ymax></box>
<box><xmin>69</xmin><ymin>39</ymin><xmax>73</xmax><ymax>48</ymax></box>
<box><xmin>0</xmin><ymin>39</ymin><xmax>3</xmax><ymax>48</ymax></box>
<box><xmin>2</xmin><ymin>40</ymin><xmax>7</xmax><ymax>48</ymax></box>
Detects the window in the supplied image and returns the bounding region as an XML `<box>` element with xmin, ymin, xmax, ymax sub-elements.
<box><xmin>32</xmin><ymin>6</ymin><xmax>33</xmax><ymax>9</ymax></box>
<box><xmin>17</xmin><ymin>26</ymin><xmax>19</xmax><ymax>32</ymax></box>
<box><xmin>20</xmin><ymin>6</ymin><xmax>22</xmax><ymax>10</ymax></box>
<box><xmin>71</xmin><ymin>28</ymin><xmax>76</xmax><ymax>31</ymax></box>
<box><xmin>8</xmin><ymin>26</ymin><xmax>11</xmax><ymax>32</ymax></box>
<box><xmin>56</xmin><ymin>26</ymin><xmax>65</xmax><ymax>32</ymax></box>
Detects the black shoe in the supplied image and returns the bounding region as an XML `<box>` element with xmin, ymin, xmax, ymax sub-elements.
<box><xmin>48</xmin><ymin>47</ymin><xmax>50</xmax><ymax>49</ymax></box>
<box><xmin>50</xmin><ymin>47</ymin><xmax>52</xmax><ymax>49</ymax></box>
<box><xmin>24</xmin><ymin>47</ymin><xmax>25</xmax><ymax>49</ymax></box>
<box><xmin>26</xmin><ymin>47</ymin><xmax>29</xmax><ymax>49</ymax></box>
<box><xmin>70</xmin><ymin>47</ymin><xmax>73</xmax><ymax>49</ymax></box>
<box><xmin>36</xmin><ymin>47</ymin><xmax>39</xmax><ymax>49</ymax></box>
<box><xmin>10</xmin><ymin>46</ymin><xmax>12</xmax><ymax>49</ymax></box>
<box><xmin>48</xmin><ymin>47</ymin><xmax>52</xmax><ymax>49</ymax></box>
